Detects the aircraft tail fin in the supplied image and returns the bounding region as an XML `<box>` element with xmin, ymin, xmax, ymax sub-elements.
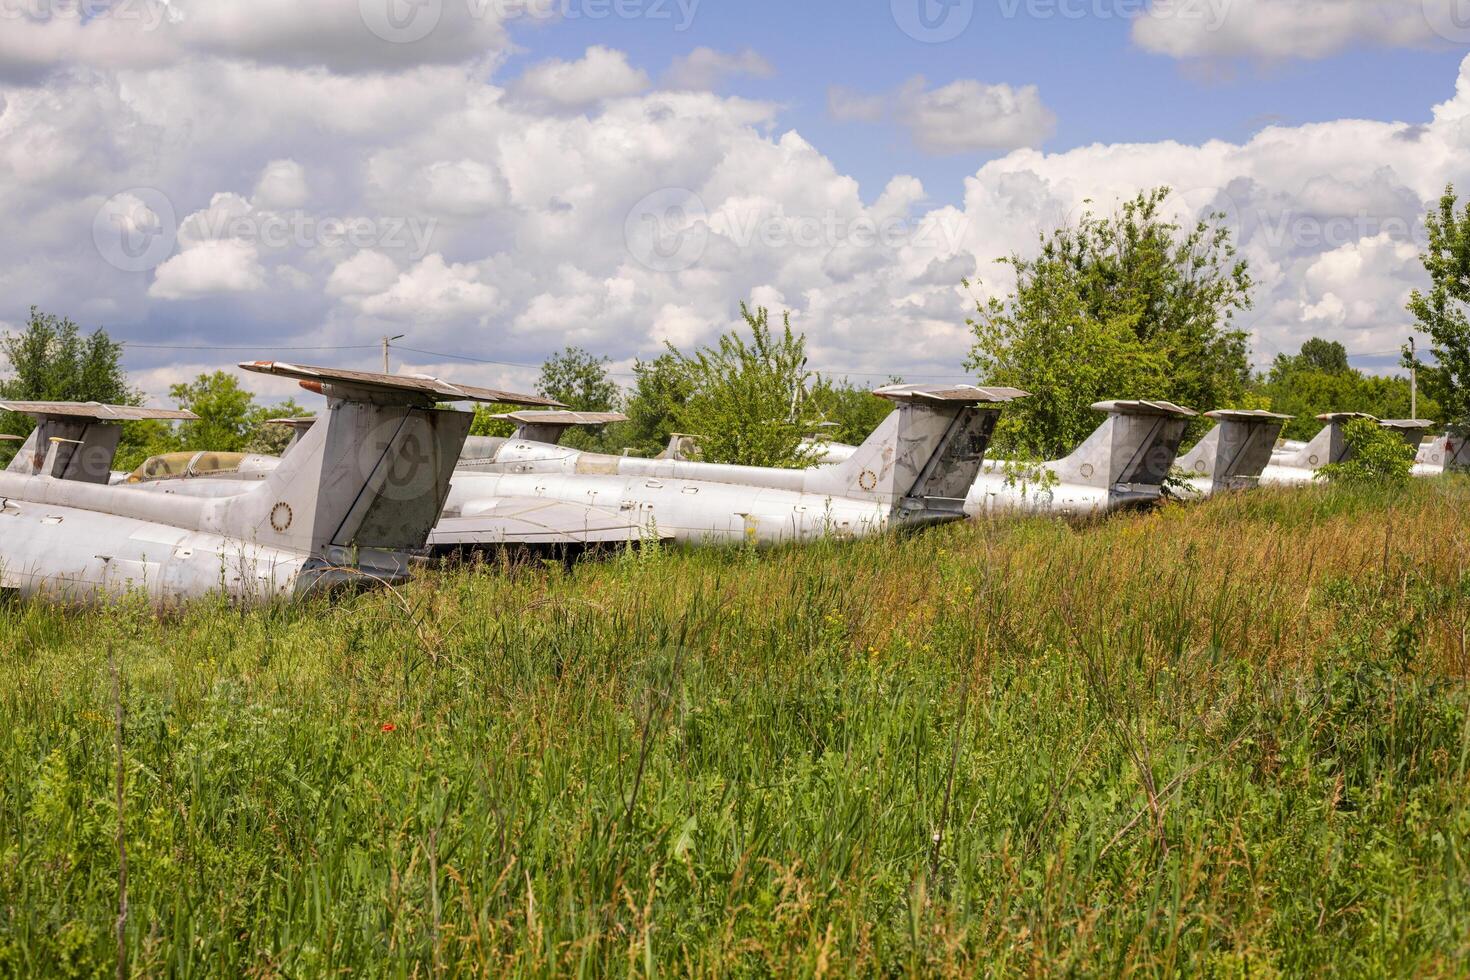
<box><xmin>1379</xmin><ymin>418</ymin><xmax>1436</xmax><ymax>451</ymax></box>
<box><xmin>805</xmin><ymin>384</ymin><xmax>1028</xmax><ymax>516</ymax></box>
<box><xmin>0</xmin><ymin>401</ymin><xmax>195</xmax><ymax>483</ymax></box>
<box><xmin>264</xmin><ymin>416</ymin><xmax>318</xmax><ymax>454</ymax></box>
<box><xmin>1285</xmin><ymin>412</ymin><xmax>1375</xmax><ymax>470</ymax></box>
<box><xmin>493</xmin><ymin>410</ymin><xmax>627</xmax><ymax>445</ymax></box>
<box><xmin>1177</xmin><ymin>409</ymin><xmax>1292</xmax><ymax>491</ymax></box>
<box><xmin>1052</xmin><ymin>400</ymin><xmax>1197</xmax><ymax>490</ymax></box>
<box><xmin>230</xmin><ymin>362</ymin><xmax>558</xmax><ymax>557</ymax></box>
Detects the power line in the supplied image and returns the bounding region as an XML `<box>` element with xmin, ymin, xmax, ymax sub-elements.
<box><xmin>117</xmin><ymin>340</ymin><xmax>1430</xmax><ymax>380</ymax></box>
<box><xmin>122</xmin><ymin>343</ymin><xmax>380</xmax><ymax>352</ymax></box>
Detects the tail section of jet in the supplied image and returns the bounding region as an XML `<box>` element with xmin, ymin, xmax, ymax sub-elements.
<box><xmin>0</xmin><ymin>364</ymin><xmax>559</xmax><ymax>604</ymax></box>
<box><xmin>1050</xmin><ymin>400</ymin><xmax>1196</xmax><ymax>498</ymax></box>
<box><xmin>1410</xmin><ymin>424</ymin><xmax>1470</xmax><ymax>477</ymax></box>
<box><xmin>228</xmin><ymin>363</ymin><xmax>564</xmax><ymax>571</ymax></box>
<box><xmin>474</xmin><ymin>383</ymin><xmax>1027</xmax><ymax>526</ymax></box>
<box><xmin>1259</xmin><ymin>412</ymin><xmax>1375</xmax><ymax>486</ymax></box>
<box><xmin>967</xmin><ymin>400</ymin><xmax>1197</xmax><ymax>517</ymax></box>
<box><xmin>1176</xmin><ymin>409</ymin><xmax>1292</xmax><ymax>496</ymax></box>
<box><xmin>0</xmin><ymin>401</ymin><xmax>197</xmax><ymax>484</ymax></box>
<box><xmin>799</xmin><ymin>384</ymin><xmax>1027</xmax><ymax>522</ymax></box>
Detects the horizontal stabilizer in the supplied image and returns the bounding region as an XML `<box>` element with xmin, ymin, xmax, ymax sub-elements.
<box><xmin>1090</xmin><ymin>399</ymin><xmax>1197</xmax><ymax>418</ymax></box>
<box><xmin>429</xmin><ymin>498</ymin><xmax>669</xmax><ymax>548</ymax></box>
<box><xmin>0</xmin><ymin>401</ymin><xmax>195</xmax><ymax>421</ymax></box>
<box><xmin>265</xmin><ymin>416</ymin><xmax>318</xmax><ymax>453</ymax></box>
<box><xmin>874</xmin><ymin>383</ymin><xmax>1029</xmax><ymax>404</ymax></box>
<box><xmin>1205</xmin><ymin>409</ymin><xmax>1293</xmax><ymax>422</ymax></box>
<box><xmin>1380</xmin><ymin>418</ymin><xmax>1436</xmax><ymax>449</ymax></box>
<box><xmin>240</xmin><ymin>362</ymin><xmax>562</xmax><ymax>408</ymax></box>
<box><xmin>492</xmin><ymin>410</ymin><xmax>628</xmax><ymax>445</ymax></box>
<box><xmin>492</xmin><ymin>410</ymin><xmax>627</xmax><ymax>425</ymax></box>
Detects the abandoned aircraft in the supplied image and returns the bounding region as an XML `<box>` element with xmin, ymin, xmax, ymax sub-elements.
<box><xmin>1257</xmin><ymin>412</ymin><xmax>1375</xmax><ymax>486</ymax></box>
<box><xmin>963</xmin><ymin>400</ymin><xmax>1197</xmax><ymax>517</ymax></box>
<box><xmin>126</xmin><ymin>384</ymin><xmax>1028</xmax><ymax>548</ymax></box>
<box><xmin>1174</xmin><ymin>410</ymin><xmax>1293</xmax><ymax>497</ymax></box>
<box><xmin>0</xmin><ymin>365</ymin><xmax>560</xmax><ymax>603</ymax></box>
<box><xmin>1411</xmin><ymin>426</ymin><xmax>1470</xmax><ymax>477</ymax></box>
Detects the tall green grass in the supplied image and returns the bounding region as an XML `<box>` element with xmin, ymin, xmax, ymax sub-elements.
<box><xmin>2</xmin><ymin>480</ymin><xmax>1469</xmax><ymax>976</ymax></box>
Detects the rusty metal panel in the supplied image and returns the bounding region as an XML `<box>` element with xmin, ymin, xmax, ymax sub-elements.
<box><xmin>0</xmin><ymin>401</ymin><xmax>196</xmax><ymax>420</ymax></box>
<box><xmin>240</xmin><ymin>361</ymin><xmax>562</xmax><ymax>407</ymax></box>
<box><xmin>1204</xmin><ymin>409</ymin><xmax>1293</xmax><ymax>422</ymax></box>
<box><xmin>1090</xmin><ymin>400</ymin><xmax>1198</xmax><ymax>418</ymax></box>
<box><xmin>874</xmin><ymin>383</ymin><xmax>1029</xmax><ymax>404</ymax></box>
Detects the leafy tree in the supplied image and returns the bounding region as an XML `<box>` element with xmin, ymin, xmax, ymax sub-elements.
<box><xmin>0</xmin><ymin>307</ymin><xmax>138</xmax><ymax>463</ymax></box>
<box><xmin>968</xmin><ymin>279</ymin><xmax>1172</xmax><ymax>458</ymax></box>
<box><xmin>536</xmin><ymin>347</ymin><xmax>620</xmax><ymax>412</ymax></box>
<box><xmin>966</xmin><ymin>188</ymin><xmax>1253</xmax><ymax>456</ymax></box>
<box><xmin>618</xmin><ymin>353</ymin><xmax>692</xmax><ymax>458</ymax></box>
<box><xmin>170</xmin><ymin>372</ymin><xmax>258</xmax><ymax>452</ymax></box>
<box><xmin>1409</xmin><ymin>185</ymin><xmax>1470</xmax><ymax>425</ymax></box>
<box><xmin>242</xmin><ymin>398</ymin><xmax>312</xmax><ymax>455</ymax></box>
<box><xmin>529</xmin><ymin>346</ymin><xmax>622</xmax><ymax>451</ymax></box>
<box><xmin>1259</xmin><ymin>339</ymin><xmax>1438</xmax><ymax>441</ymax></box>
<box><xmin>1319</xmin><ymin>417</ymin><xmax>1414</xmax><ymax>488</ymax></box>
<box><xmin>671</xmin><ymin>304</ymin><xmax>820</xmax><ymax>467</ymax></box>
<box><xmin>1289</xmin><ymin>338</ymin><xmax>1351</xmax><ymax>375</ymax></box>
<box><xmin>163</xmin><ymin>372</ymin><xmax>309</xmax><ymax>457</ymax></box>
<box><xmin>469</xmin><ymin>403</ymin><xmax>532</xmax><ymax>439</ymax></box>
<box><xmin>805</xmin><ymin>376</ymin><xmax>898</xmax><ymax>447</ymax></box>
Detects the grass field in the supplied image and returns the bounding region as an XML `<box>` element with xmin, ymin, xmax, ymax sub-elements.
<box><xmin>3</xmin><ymin>480</ymin><xmax>1470</xmax><ymax>976</ymax></box>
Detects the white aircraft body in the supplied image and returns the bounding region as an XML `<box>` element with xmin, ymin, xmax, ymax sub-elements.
<box><xmin>1410</xmin><ymin>426</ymin><xmax>1470</xmax><ymax>477</ymax></box>
<box><xmin>1257</xmin><ymin>412</ymin><xmax>1374</xmax><ymax>486</ymax></box>
<box><xmin>129</xmin><ymin>384</ymin><xmax>1028</xmax><ymax>549</ymax></box>
<box><xmin>963</xmin><ymin>400</ymin><xmax>1197</xmax><ymax>517</ymax></box>
<box><xmin>0</xmin><ymin>365</ymin><xmax>560</xmax><ymax>604</ymax></box>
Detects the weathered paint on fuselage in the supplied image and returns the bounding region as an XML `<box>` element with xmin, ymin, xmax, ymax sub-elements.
<box><xmin>962</xmin><ymin>460</ymin><xmax>1156</xmax><ymax>518</ymax></box>
<box><xmin>116</xmin><ymin>462</ymin><xmax>897</xmax><ymax>548</ymax></box>
<box><xmin>0</xmin><ymin>483</ymin><xmax>410</xmax><ymax>603</ymax></box>
<box><xmin>443</xmin><ymin>470</ymin><xmax>892</xmax><ymax>546</ymax></box>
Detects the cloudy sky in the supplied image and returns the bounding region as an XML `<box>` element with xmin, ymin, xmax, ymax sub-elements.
<box><xmin>0</xmin><ymin>0</ymin><xmax>1464</xmax><ymax>402</ymax></box>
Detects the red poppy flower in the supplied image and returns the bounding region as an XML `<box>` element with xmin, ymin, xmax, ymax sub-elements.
<box><xmin>380</xmin><ymin>722</ymin><xmax>396</xmax><ymax>733</ymax></box>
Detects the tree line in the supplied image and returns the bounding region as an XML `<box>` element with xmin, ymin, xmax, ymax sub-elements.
<box><xmin>4</xmin><ymin>183</ymin><xmax>1468</xmax><ymax>472</ymax></box>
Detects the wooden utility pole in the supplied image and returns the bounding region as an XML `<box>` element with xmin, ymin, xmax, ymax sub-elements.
<box><xmin>1410</xmin><ymin>336</ymin><xmax>1418</xmax><ymax>419</ymax></box>
<box><xmin>382</xmin><ymin>334</ymin><xmax>405</xmax><ymax>374</ymax></box>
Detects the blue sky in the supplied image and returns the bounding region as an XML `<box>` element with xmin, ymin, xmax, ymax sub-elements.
<box><xmin>513</xmin><ymin>0</ymin><xmax>1460</xmax><ymax>206</ymax></box>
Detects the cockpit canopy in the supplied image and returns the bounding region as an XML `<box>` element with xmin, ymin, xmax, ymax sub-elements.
<box><xmin>126</xmin><ymin>450</ymin><xmax>249</xmax><ymax>483</ymax></box>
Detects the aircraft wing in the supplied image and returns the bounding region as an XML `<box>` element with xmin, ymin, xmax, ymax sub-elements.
<box><xmin>428</xmin><ymin>498</ymin><xmax>669</xmax><ymax>547</ymax></box>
